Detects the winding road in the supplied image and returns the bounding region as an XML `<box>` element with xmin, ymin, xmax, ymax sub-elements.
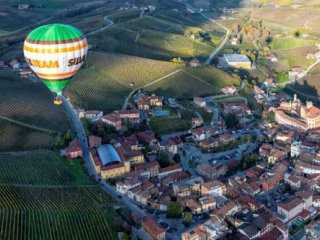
<box><xmin>184</xmin><ymin>3</ymin><xmax>230</xmax><ymax>65</ymax></box>
<box><xmin>61</xmin><ymin>96</ymin><xmax>147</xmax><ymax>217</ymax></box>
<box><xmin>276</xmin><ymin>59</ymin><xmax>320</xmax><ymax>86</ymax></box>
<box><xmin>122</xmin><ymin>68</ymin><xmax>183</xmax><ymax>110</ymax></box>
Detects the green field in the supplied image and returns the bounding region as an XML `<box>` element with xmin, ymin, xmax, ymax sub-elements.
<box><xmin>150</xmin><ymin>108</ymin><xmax>197</xmax><ymax>135</ymax></box>
<box><xmin>0</xmin><ymin>150</ymin><xmax>118</xmax><ymax>239</ymax></box>
<box><xmin>0</xmin><ymin>0</ymin><xmax>107</xmax><ymax>33</ymax></box>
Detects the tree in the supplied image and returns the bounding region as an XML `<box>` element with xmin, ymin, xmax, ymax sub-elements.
<box><xmin>225</xmin><ymin>113</ymin><xmax>239</xmax><ymax>129</ymax></box>
<box><xmin>64</xmin><ymin>131</ymin><xmax>71</xmax><ymax>143</ymax></box>
<box><xmin>294</xmin><ymin>30</ymin><xmax>301</xmax><ymax>38</ymax></box>
<box><xmin>171</xmin><ymin>57</ymin><xmax>184</xmax><ymax>64</ymax></box>
<box><xmin>157</xmin><ymin>152</ymin><xmax>171</xmax><ymax>168</ymax></box>
<box><xmin>167</xmin><ymin>202</ymin><xmax>182</xmax><ymax>218</ymax></box>
<box><xmin>183</xmin><ymin>212</ymin><xmax>193</xmax><ymax>224</ymax></box>
<box><xmin>277</xmin><ymin>72</ymin><xmax>288</xmax><ymax>84</ymax></box>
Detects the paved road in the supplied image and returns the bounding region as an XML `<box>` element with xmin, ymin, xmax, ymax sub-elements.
<box><xmin>61</xmin><ymin>96</ymin><xmax>147</xmax><ymax>217</ymax></box>
<box><xmin>0</xmin><ymin>16</ymin><xmax>54</xmax><ymax>37</ymax></box>
<box><xmin>122</xmin><ymin>69</ymin><xmax>182</xmax><ymax>110</ymax></box>
<box><xmin>183</xmin><ymin>3</ymin><xmax>230</xmax><ymax>65</ymax></box>
<box><xmin>86</xmin><ymin>10</ymin><xmax>125</xmax><ymax>36</ymax></box>
<box><xmin>276</xmin><ymin>59</ymin><xmax>320</xmax><ymax>86</ymax></box>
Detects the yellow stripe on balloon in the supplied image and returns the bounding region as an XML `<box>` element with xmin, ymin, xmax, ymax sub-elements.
<box><xmin>24</xmin><ymin>42</ymin><xmax>88</xmax><ymax>54</ymax></box>
<box><xmin>35</xmin><ymin>70</ymin><xmax>78</xmax><ymax>77</ymax></box>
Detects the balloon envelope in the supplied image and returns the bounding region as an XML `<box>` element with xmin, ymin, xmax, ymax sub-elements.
<box><xmin>23</xmin><ymin>23</ymin><xmax>88</xmax><ymax>95</ymax></box>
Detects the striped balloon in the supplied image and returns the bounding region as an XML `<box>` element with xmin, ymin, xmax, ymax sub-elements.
<box><xmin>23</xmin><ymin>23</ymin><xmax>88</xmax><ymax>95</ymax></box>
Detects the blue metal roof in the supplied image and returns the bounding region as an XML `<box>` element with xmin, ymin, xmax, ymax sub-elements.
<box><xmin>97</xmin><ymin>144</ymin><xmax>121</xmax><ymax>166</ymax></box>
<box><xmin>224</xmin><ymin>54</ymin><xmax>251</xmax><ymax>63</ymax></box>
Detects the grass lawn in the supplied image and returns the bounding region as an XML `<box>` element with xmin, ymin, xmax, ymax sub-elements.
<box><xmin>150</xmin><ymin>117</ymin><xmax>191</xmax><ymax>135</ymax></box>
<box><xmin>150</xmin><ymin>107</ymin><xmax>196</xmax><ymax>135</ymax></box>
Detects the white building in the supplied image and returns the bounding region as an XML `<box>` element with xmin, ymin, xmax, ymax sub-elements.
<box><xmin>277</xmin><ymin>197</ymin><xmax>304</xmax><ymax>223</ymax></box>
<box><xmin>194</xmin><ymin>97</ymin><xmax>206</xmax><ymax>108</ymax></box>
<box><xmin>291</xmin><ymin>140</ymin><xmax>301</xmax><ymax>157</ymax></box>
<box><xmin>78</xmin><ymin>110</ymin><xmax>103</xmax><ymax>122</ymax></box>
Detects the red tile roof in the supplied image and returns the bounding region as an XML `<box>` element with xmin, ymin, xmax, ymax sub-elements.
<box><xmin>299</xmin><ymin>209</ymin><xmax>311</xmax><ymax>219</ymax></box>
<box><xmin>142</xmin><ymin>216</ymin><xmax>165</xmax><ymax>237</ymax></box>
<box><xmin>159</xmin><ymin>163</ymin><xmax>182</xmax><ymax>173</ymax></box>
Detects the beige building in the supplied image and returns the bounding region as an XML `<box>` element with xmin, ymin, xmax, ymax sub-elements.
<box><xmin>100</xmin><ymin>161</ymin><xmax>130</xmax><ymax>179</ymax></box>
<box><xmin>274</xmin><ymin>95</ymin><xmax>320</xmax><ymax>131</ymax></box>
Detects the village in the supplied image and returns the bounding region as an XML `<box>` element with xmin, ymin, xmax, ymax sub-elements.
<box><xmin>59</xmin><ymin>71</ymin><xmax>320</xmax><ymax>239</ymax></box>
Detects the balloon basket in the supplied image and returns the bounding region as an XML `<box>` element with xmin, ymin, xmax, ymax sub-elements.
<box><xmin>54</xmin><ymin>97</ymin><xmax>62</xmax><ymax>105</ymax></box>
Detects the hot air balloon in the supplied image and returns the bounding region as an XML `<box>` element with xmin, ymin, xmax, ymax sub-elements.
<box><xmin>23</xmin><ymin>23</ymin><xmax>88</xmax><ymax>105</ymax></box>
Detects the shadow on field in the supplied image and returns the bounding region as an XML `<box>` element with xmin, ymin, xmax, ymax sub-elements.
<box><xmin>284</xmin><ymin>79</ymin><xmax>320</xmax><ymax>105</ymax></box>
<box><xmin>92</xmin><ymin>0</ymin><xmax>245</xmax><ymax>61</ymax></box>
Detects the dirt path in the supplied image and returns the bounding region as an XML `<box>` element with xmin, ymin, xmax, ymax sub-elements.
<box><xmin>0</xmin><ymin>115</ymin><xmax>55</xmax><ymax>133</ymax></box>
<box><xmin>182</xmin><ymin>69</ymin><xmax>216</xmax><ymax>88</ymax></box>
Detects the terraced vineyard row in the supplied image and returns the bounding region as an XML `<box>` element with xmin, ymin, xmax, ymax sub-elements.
<box><xmin>0</xmin><ymin>186</ymin><xmax>115</xmax><ymax>240</ymax></box>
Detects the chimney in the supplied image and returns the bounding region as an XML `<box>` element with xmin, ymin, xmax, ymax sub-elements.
<box><xmin>293</xmin><ymin>94</ymin><xmax>297</xmax><ymax>102</ymax></box>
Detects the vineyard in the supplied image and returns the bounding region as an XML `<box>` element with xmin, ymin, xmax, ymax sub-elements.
<box><xmin>0</xmin><ymin>71</ymin><xmax>71</xmax><ymax>133</ymax></box>
<box><xmin>0</xmin><ymin>151</ymin><xmax>93</xmax><ymax>185</ymax></box>
<box><xmin>144</xmin><ymin>70</ymin><xmax>218</xmax><ymax>98</ymax></box>
<box><xmin>0</xmin><ymin>119</ymin><xmax>50</xmax><ymax>151</ymax></box>
<box><xmin>64</xmin><ymin>52</ymin><xmax>182</xmax><ymax>111</ymax></box>
<box><xmin>185</xmin><ymin>66</ymin><xmax>239</xmax><ymax>89</ymax></box>
<box><xmin>0</xmin><ymin>150</ymin><xmax>118</xmax><ymax>239</ymax></box>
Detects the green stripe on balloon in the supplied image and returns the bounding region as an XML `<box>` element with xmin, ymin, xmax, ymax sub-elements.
<box><xmin>42</xmin><ymin>80</ymin><xmax>69</xmax><ymax>96</ymax></box>
<box><xmin>27</xmin><ymin>24</ymin><xmax>83</xmax><ymax>42</ymax></box>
